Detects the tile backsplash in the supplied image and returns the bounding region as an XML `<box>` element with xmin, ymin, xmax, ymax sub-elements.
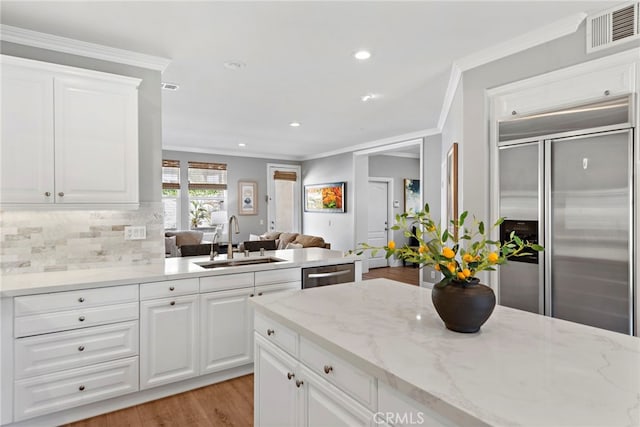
<box><xmin>0</xmin><ymin>202</ymin><xmax>165</xmax><ymax>274</ymax></box>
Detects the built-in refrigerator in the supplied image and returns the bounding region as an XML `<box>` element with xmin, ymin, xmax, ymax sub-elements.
<box><xmin>497</xmin><ymin>95</ymin><xmax>634</xmax><ymax>335</ymax></box>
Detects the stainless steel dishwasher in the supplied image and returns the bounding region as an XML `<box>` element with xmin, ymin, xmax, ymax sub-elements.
<box><xmin>302</xmin><ymin>263</ymin><xmax>355</xmax><ymax>289</ymax></box>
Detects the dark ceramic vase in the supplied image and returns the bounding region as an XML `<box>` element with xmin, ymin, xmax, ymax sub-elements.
<box><xmin>431</xmin><ymin>278</ymin><xmax>496</xmax><ymax>333</ymax></box>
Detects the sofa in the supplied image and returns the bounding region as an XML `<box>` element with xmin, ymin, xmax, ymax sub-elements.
<box><xmin>239</xmin><ymin>231</ymin><xmax>330</xmax><ymax>251</ymax></box>
<box><xmin>165</xmin><ymin>230</ymin><xmax>213</xmax><ymax>257</ymax></box>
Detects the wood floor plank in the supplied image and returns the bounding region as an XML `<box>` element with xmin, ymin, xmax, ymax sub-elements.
<box><xmin>362</xmin><ymin>266</ymin><xmax>420</xmax><ymax>286</ymax></box>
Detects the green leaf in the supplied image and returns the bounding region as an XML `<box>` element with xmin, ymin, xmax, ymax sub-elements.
<box><xmin>424</xmin><ymin>203</ymin><xmax>430</xmax><ymax>213</ymax></box>
<box><xmin>494</xmin><ymin>217</ymin><xmax>505</xmax><ymax>227</ymax></box>
<box><xmin>531</xmin><ymin>244</ymin><xmax>545</xmax><ymax>251</ymax></box>
<box><xmin>391</xmin><ymin>225</ymin><xmax>400</xmax><ymax>230</ymax></box>
<box><xmin>459</xmin><ymin>211</ymin><xmax>468</xmax><ymax>226</ymax></box>
<box><xmin>510</xmin><ymin>230</ymin><xmax>515</xmax><ymax>239</ymax></box>
<box><xmin>513</xmin><ymin>235</ymin><xmax>523</xmax><ymax>246</ymax></box>
<box><xmin>478</xmin><ymin>221</ymin><xmax>485</xmax><ymax>235</ymax></box>
<box><xmin>442</xmin><ymin>229</ymin><xmax>449</xmax><ymax>242</ymax></box>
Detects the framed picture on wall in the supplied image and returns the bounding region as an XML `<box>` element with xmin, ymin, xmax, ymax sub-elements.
<box><xmin>238</xmin><ymin>181</ymin><xmax>257</xmax><ymax>215</ymax></box>
<box><xmin>446</xmin><ymin>143</ymin><xmax>459</xmax><ymax>238</ymax></box>
<box><xmin>304</xmin><ymin>182</ymin><xmax>346</xmax><ymax>213</ymax></box>
<box><xmin>403</xmin><ymin>179</ymin><xmax>421</xmax><ymax>215</ymax></box>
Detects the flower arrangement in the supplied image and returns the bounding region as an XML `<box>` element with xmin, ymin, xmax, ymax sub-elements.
<box><xmin>352</xmin><ymin>204</ymin><xmax>543</xmax><ymax>287</ymax></box>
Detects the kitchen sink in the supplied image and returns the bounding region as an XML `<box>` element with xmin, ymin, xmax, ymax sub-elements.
<box><xmin>194</xmin><ymin>257</ymin><xmax>287</xmax><ymax>269</ymax></box>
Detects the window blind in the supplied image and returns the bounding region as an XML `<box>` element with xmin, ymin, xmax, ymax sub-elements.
<box><xmin>162</xmin><ymin>159</ymin><xmax>180</xmax><ymax>190</ymax></box>
<box><xmin>273</xmin><ymin>170</ymin><xmax>297</xmax><ymax>181</ymax></box>
<box><xmin>188</xmin><ymin>161</ymin><xmax>228</xmax><ymax>190</ymax></box>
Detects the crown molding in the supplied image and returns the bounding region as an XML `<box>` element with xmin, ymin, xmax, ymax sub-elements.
<box><xmin>0</xmin><ymin>25</ymin><xmax>171</xmax><ymax>72</ymax></box>
<box><xmin>162</xmin><ymin>145</ymin><xmax>302</xmax><ymax>162</ymax></box>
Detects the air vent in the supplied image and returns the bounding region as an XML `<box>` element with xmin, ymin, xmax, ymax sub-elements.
<box><xmin>161</xmin><ymin>82</ymin><xmax>180</xmax><ymax>91</ymax></box>
<box><xmin>587</xmin><ymin>3</ymin><xmax>639</xmax><ymax>52</ymax></box>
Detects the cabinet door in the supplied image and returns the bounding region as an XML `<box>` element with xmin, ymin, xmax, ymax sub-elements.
<box><xmin>200</xmin><ymin>288</ymin><xmax>253</xmax><ymax>374</ymax></box>
<box><xmin>0</xmin><ymin>64</ymin><xmax>55</xmax><ymax>203</ymax></box>
<box><xmin>54</xmin><ymin>76</ymin><xmax>138</xmax><ymax>204</ymax></box>
<box><xmin>140</xmin><ymin>295</ymin><xmax>198</xmax><ymax>389</ymax></box>
<box><xmin>300</xmin><ymin>366</ymin><xmax>373</xmax><ymax>427</ymax></box>
<box><xmin>254</xmin><ymin>335</ymin><xmax>300</xmax><ymax>427</ymax></box>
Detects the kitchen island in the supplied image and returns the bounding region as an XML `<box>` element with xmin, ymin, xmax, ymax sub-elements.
<box><xmin>251</xmin><ymin>278</ymin><xmax>640</xmax><ymax>427</ymax></box>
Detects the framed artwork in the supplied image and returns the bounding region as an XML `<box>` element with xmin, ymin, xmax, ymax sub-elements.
<box><xmin>446</xmin><ymin>143</ymin><xmax>459</xmax><ymax>238</ymax></box>
<box><xmin>238</xmin><ymin>181</ymin><xmax>257</xmax><ymax>215</ymax></box>
<box><xmin>304</xmin><ymin>182</ymin><xmax>346</xmax><ymax>213</ymax></box>
<box><xmin>403</xmin><ymin>179</ymin><xmax>421</xmax><ymax>215</ymax></box>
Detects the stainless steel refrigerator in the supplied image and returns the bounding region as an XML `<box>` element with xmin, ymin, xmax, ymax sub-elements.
<box><xmin>497</xmin><ymin>95</ymin><xmax>634</xmax><ymax>335</ymax></box>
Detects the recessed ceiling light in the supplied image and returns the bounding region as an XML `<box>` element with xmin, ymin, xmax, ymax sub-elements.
<box><xmin>361</xmin><ymin>93</ymin><xmax>380</xmax><ymax>102</ymax></box>
<box><xmin>224</xmin><ymin>61</ymin><xmax>246</xmax><ymax>70</ymax></box>
<box><xmin>161</xmin><ymin>82</ymin><xmax>180</xmax><ymax>91</ymax></box>
<box><xmin>354</xmin><ymin>50</ymin><xmax>371</xmax><ymax>60</ymax></box>
<box><xmin>238</xmin><ymin>143</ymin><xmax>246</xmax><ymax>148</ymax></box>
<box><xmin>289</xmin><ymin>122</ymin><xmax>301</xmax><ymax>127</ymax></box>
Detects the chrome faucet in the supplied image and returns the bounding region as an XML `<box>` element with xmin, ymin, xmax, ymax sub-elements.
<box><xmin>209</xmin><ymin>232</ymin><xmax>219</xmax><ymax>261</ymax></box>
<box><xmin>228</xmin><ymin>215</ymin><xmax>240</xmax><ymax>259</ymax></box>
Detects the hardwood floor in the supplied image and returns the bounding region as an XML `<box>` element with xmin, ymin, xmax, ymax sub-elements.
<box><xmin>65</xmin><ymin>374</ymin><xmax>253</xmax><ymax>427</ymax></box>
<box><xmin>362</xmin><ymin>266</ymin><xmax>420</xmax><ymax>286</ymax></box>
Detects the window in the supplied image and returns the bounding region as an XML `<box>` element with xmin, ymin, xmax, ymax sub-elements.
<box><xmin>162</xmin><ymin>159</ymin><xmax>180</xmax><ymax>229</ymax></box>
<box><xmin>188</xmin><ymin>161</ymin><xmax>227</xmax><ymax>229</ymax></box>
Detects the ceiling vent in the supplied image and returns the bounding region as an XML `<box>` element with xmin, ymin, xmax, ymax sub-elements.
<box><xmin>161</xmin><ymin>82</ymin><xmax>180</xmax><ymax>91</ymax></box>
<box><xmin>587</xmin><ymin>3</ymin><xmax>639</xmax><ymax>52</ymax></box>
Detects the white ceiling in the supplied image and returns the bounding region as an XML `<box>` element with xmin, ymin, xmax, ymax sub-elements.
<box><xmin>0</xmin><ymin>1</ymin><xmax>613</xmax><ymax>160</ymax></box>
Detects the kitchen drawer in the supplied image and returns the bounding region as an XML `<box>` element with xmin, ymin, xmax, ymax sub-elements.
<box><xmin>14</xmin><ymin>284</ymin><xmax>138</xmax><ymax>316</ymax></box>
<box><xmin>300</xmin><ymin>336</ymin><xmax>377</xmax><ymax>411</ymax></box>
<box><xmin>15</xmin><ymin>321</ymin><xmax>138</xmax><ymax>379</ymax></box>
<box><xmin>200</xmin><ymin>272</ymin><xmax>254</xmax><ymax>293</ymax></box>
<box><xmin>14</xmin><ymin>356</ymin><xmax>138</xmax><ymax>422</ymax></box>
<box><xmin>378</xmin><ymin>381</ymin><xmax>455</xmax><ymax>427</ymax></box>
<box><xmin>14</xmin><ymin>302</ymin><xmax>139</xmax><ymax>338</ymax></box>
<box><xmin>255</xmin><ymin>268</ymin><xmax>301</xmax><ymax>286</ymax></box>
<box><xmin>140</xmin><ymin>278</ymin><xmax>199</xmax><ymax>300</ymax></box>
<box><xmin>254</xmin><ymin>311</ymin><xmax>298</xmax><ymax>357</ymax></box>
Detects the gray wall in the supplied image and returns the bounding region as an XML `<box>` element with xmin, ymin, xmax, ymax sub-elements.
<box><xmin>368</xmin><ymin>155</ymin><xmax>420</xmax><ymax>246</ymax></box>
<box><xmin>1</xmin><ymin>41</ymin><xmax>162</xmax><ymax>202</ymax></box>
<box><xmin>163</xmin><ymin>150</ymin><xmax>300</xmax><ymax>243</ymax></box>
<box><xmin>302</xmin><ymin>153</ymin><xmax>354</xmax><ymax>252</ymax></box>
<box><xmin>459</xmin><ymin>22</ymin><xmax>640</xmax><ymax>223</ymax></box>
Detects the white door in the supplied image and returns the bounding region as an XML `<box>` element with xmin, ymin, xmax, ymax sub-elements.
<box><xmin>140</xmin><ymin>295</ymin><xmax>198</xmax><ymax>389</ymax></box>
<box><xmin>200</xmin><ymin>288</ymin><xmax>253</xmax><ymax>375</ymax></box>
<box><xmin>0</xmin><ymin>64</ymin><xmax>55</xmax><ymax>204</ymax></box>
<box><xmin>267</xmin><ymin>164</ymin><xmax>301</xmax><ymax>233</ymax></box>
<box><xmin>54</xmin><ymin>75</ymin><xmax>138</xmax><ymax>204</ymax></box>
<box><xmin>254</xmin><ymin>335</ymin><xmax>300</xmax><ymax>427</ymax></box>
<box><xmin>367</xmin><ymin>180</ymin><xmax>390</xmax><ymax>269</ymax></box>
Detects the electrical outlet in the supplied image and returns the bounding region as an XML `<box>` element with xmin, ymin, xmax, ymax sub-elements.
<box><xmin>124</xmin><ymin>226</ymin><xmax>146</xmax><ymax>240</ymax></box>
<box><xmin>260</xmin><ymin>219</ymin><xmax>264</xmax><ymax>225</ymax></box>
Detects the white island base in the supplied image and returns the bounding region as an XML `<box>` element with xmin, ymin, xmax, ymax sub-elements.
<box><xmin>251</xmin><ymin>278</ymin><xmax>640</xmax><ymax>427</ymax></box>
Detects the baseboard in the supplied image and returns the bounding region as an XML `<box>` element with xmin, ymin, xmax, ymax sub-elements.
<box><xmin>4</xmin><ymin>364</ymin><xmax>254</xmax><ymax>427</ymax></box>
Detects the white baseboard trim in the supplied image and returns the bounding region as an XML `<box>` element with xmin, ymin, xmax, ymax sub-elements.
<box><xmin>5</xmin><ymin>364</ymin><xmax>253</xmax><ymax>427</ymax></box>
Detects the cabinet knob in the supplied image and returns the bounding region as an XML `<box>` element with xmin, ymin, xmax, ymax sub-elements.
<box><xmin>78</xmin><ymin>345</ymin><xmax>85</xmax><ymax>352</ymax></box>
<box><xmin>267</xmin><ymin>329</ymin><xmax>275</xmax><ymax>336</ymax></box>
<box><xmin>169</xmin><ymin>286</ymin><xmax>175</xmax><ymax>291</ymax></box>
<box><xmin>58</xmin><ymin>192</ymin><xmax>64</xmax><ymax>197</ymax></box>
<box><xmin>295</xmin><ymin>380</ymin><xmax>304</xmax><ymax>388</ymax></box>
<box><xmin>78</xmin><ymin>297</ymin><xmax>85</xmax><ymax>303</ymax></box>
<box><xmin>323</xmin><ymin>365</ymin><xmax>333</xmax><ymax>374</ymax></box>
<box><xmin>258</xmin><ymin>292</ymin><xmax>263</xmax><ymax>296</ymax></box>
<box><xmin>249</xmin><ymin>294</ymin><xmax>254</xmax><ymax>297</ymax></box>
<box><xmin>78</xmin><ymin>316</ymin><xmax>85</xmax><ymax>322</ymax></box>
<box><xmin>44</xmin><ymin>192</ymin><xmax>51</xmax><ymax>197</ymax></box>
<box><xmin>287</xmin><ymin>372</ymin><xmax>295</xmax><ymax>380</ymax></box>
<box><xmin>79</xmin><ymin>385</ymin><xmax>85</xmax><ymax>391</ymax></box>
<box><xmin>170</xmin><ymin>301</ymin><xmax>176</xmax><ymax>306</ymax></box>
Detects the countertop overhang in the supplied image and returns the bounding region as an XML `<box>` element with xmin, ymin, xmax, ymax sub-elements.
<box><xmin>0</xmin><ymin>248</ymin><xmax>355</xmax><ymax>297</ymax></box>
<box><xmin>251</xmin><ymin>278</ymin><xmax>640</xmax><ymax>427</ymax></box>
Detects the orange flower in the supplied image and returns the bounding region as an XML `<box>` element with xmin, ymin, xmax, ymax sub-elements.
<box><xmin>434</xmin><ymin>264</ymin><xmax>441</xmax><ymax>271</ymax></box>
<box><xmin>457</xmin><ymin>272</ymin><xmax>466</xmax><ymax>280</ymax></box>
<box><xmin>463</xmin><ymin>253</ymin><xmax>474</xmax><ymax>263</ymax></box>
<box><xmin>387</xmin><ymin>241</ymin><xmax>396</xmax><ymax>250</ymax></box>
<box><xmin>462</xmin><ymin>268</ymin><xmax>472</xmax><ymax>278</ymax></box>
<box><xmin>447</xmin><ymin>262</ymin><xmax>456</xmax><ymax>273</ymax></box>
<box><xmin>418</xmin><ymin>245</ymin><xmax>427</xmax><ymax>254</ymax></box>
<box><xmin>488</xmin><ymin>252</ymin><xmax>499</xmax><ymax>263</ymax></box>
<box><xmin>442</xmin><ymin>247</ymin><xmax>455</xmax><ymax>259</ymax></box>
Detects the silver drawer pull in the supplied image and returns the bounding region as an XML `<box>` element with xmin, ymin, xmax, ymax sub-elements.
<box><xmin>170</xmin><ymin>301</ymin><xmax>176</xmax><ymax>306</ymax></box>
<box><xmin>44</xmin><ymin>191</ymin><xmax>51</xmax><ymax>197</ymax></box>
<box><xmin>79</xmin><ymin>385</ymin><xmax>85</xmax><ymax>391</ymax></box>
<box><xmin>307</xmin><ymin>270</ymin><xmax>351</xmax><ymax>279</ymax></box>
<box><xmin>323</xmin><ymin>365</ymin><xmax>333</xmax><ymax>374</ymax></box>
<box><xmin>287</xmin><ymin>372</ymin><xmax>295</xmax><ymax>380</ymax></box>
<box><xmin>258</xmin><ymin>292</ymin><xmax>263</xmax><ymax>296</ymax></box>
<box><xmin>58</xmin><ymin>192</ymin><xmax>64</xmax><ymax>197</ymax></box>
<box><xmin>169</xmin><ymin>286</ymin><xmax>175</xmax><ymax>291</ymax></box>
<box><xmin>78</xmin><ymin>297</ymin><xmax>85</xmax><ymax>303</ymax></box>
<box><xmin>78</xmin><ymin>345</ymin><xmax>85</xmax><ymax>352</ymax></box>
<box><xmin>267</xmin><ymin>329</ymin><xmax>275</xmax><ymax>336</ymax></box>
<box><xmin>295</xmin><ymin>380</ymin><xmax>304</xmax><ymax>388</ymax></box>
<box><xmin>78</xmin><ymin>316</ymin><xmax>85</xmax><ymax>322</ymax></box>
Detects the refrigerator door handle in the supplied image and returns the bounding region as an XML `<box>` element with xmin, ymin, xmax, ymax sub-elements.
<box><xmin>544</xmin><ymin>139</ymin><xmax>553</xmax><ymax>317</ymax></box>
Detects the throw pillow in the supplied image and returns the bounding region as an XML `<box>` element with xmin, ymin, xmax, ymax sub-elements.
<box><xmin>165</xmin><ymin>231</ymin><xmax>203</xmax><ymax>247</ymax></box>
<box><xmin>285</xmin><ymin>242</ymin><xmax>303</xmax><ymax>250</ymax></box>
<box><xmin>277</xmin><ymin>232</ymin><xmax>299</xmax><ymax>250</ymax></box>
<box><xmin>249</xmin><ymin>233</ymin><xmax>261</xmax><ymax>241</ymax></box>
<box><xmin>294</xmin><ymin>235</ymin><xmax>325</xmax><ymax>248</ymax></box>
<box><xmin>261</xmin><ymin>231</ymin><xmax>283</xmax><ymax>241</ymax></box>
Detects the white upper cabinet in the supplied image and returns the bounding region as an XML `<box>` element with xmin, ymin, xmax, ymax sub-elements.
<box><xmin>0</xmin><ymin>55</ymin><xmax>140</xmax><ymax>206</ymax></box>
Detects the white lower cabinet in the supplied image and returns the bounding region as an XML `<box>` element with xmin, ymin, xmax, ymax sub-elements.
<box><xmin>254</xmin><ymin>333</ymin><xmax>375</xmax><ymax>427</ymax></box>
<box><xmin>140</xmin><ymin>294</ymin><xmax>199</xmax><ymax>389</ymax></box>
<box><xmin>200</xmin><ymin>287</ymin><xmax>253</xmax><ymax>374</ymax></box>
<box><xmin>14</xmin><ymin>356</ymin><xmax>138</xmax><ymax>421</ymax></box>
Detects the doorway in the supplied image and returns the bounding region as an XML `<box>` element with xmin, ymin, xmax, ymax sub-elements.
<box><xmin>367</xmin><ymin>178</ymin><xmax>392</xmax><ymax>269</ymax></box>
<box><xmin>267</xmin><ymin>164</ymin><xmax>301</xmax><ymax>233</ymax></box>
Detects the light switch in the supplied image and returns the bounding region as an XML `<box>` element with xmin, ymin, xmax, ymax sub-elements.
<box><xmin>124</xmin><ymin>226</ymin><xmax>146</xmax><ymax>240</ymax></box>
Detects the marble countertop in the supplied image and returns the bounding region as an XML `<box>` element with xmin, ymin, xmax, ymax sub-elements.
<box><xmin>251</xmin><ymin>278</ymin><xmax>640</xmax><ymax>427</ymax></box>
<box><xmin>0</xmin><ymin>248</ymin><xmax>355</xmax><ymax>297</ymax></box>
